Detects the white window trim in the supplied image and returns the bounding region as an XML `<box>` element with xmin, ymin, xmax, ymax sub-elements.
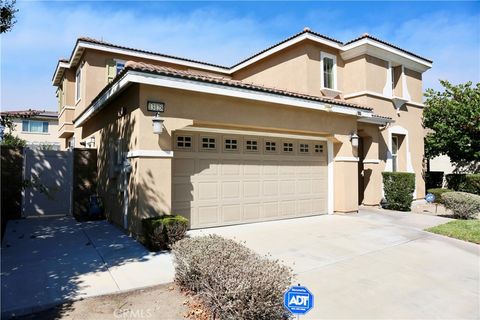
<box><xmin>244</xmin><ymin>139</ymin><xmax>259</xmax><ymax>152</ymax></box>
<box><xmin>264</xmin><ymin>140</ymin><xmax>278</xmax><ymax>153</ymax></box>
<box><xmin>75</xmin><ymin>65</ymin><xmax>82</xmax><ymax>104</ymax></box>
<box><xmin>320</xmin><ymin>52</ymin><xmax>338</xmax><ymax>91</ymax></box>
<box><xmin>200</xmin><ymin>136</ymin><xmax>217</xmax><ymax>151</ymax></box>
<box><xmin>175</xmin><ymin>135</ymin><xmax>194</xmax><ymax>150</ymax></box>
<box><xmin>114</xmin><ymin>59</ymin><xmax>126</xmax><ymax>75</ymax></box>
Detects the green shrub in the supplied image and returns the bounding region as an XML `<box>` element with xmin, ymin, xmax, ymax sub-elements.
<box><xmin>142</xmin><ymin>215</ymin><xmax>188</xmax><ymax>250</ymax></box>
<box><xmin>441</xmin><ymin>192</ymin><xmax>480</xmax><ymax>219</ymax></box>
<box><xmin>172</xmin><ymin>235</ymin><xmax>292</xmax><ymax>320</ymax></box>
<box><xmin>382</xmin><ymin>172</ymin><xmax>415</xmax><ymax>211</ymax></box>
<box><xmin>460</xmin><ymin>174</ymin><xmax>480</xmax><ymax>195</ymax></box>
<box><xmin>425</xmin><ymin>171</ymin><xmax>444</xmax><ymax>189</ymax></box>
<box><xmin>446</xmin><ymin>174</ymin><xmax>466</xmax><ymax>191</ymax></box>
<box><xmin>427</xmin><ymin>188</ymin><xmax>453</xmax><ymax>204</ymax></box>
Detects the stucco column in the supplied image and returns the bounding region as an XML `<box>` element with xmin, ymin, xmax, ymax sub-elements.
<box><xmin>332</xmin><ymin>135</ymin><xmax>359</xmax><ymax>213</ymax></box>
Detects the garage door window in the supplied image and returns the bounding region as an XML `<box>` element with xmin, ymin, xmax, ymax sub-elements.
<box><xmin>176</xmin><ymin>136</ymin><xmax>192</xmax><ymax>149</ymax></box>
<box><xmin>314</xmin><ymin>144</ymin><xmax>324</xmax><ymax>154</ymax></box>
<box><xmin>245</xmin><ymin>140</ymin><xmax>258</xmax><ymax>152</ymax></box>
<box><xmin>265</xmin><ymin>141</ymin><xmax>276</xmax><ymax>152</ymax></box>
<box><xmin>283</xmin><ymin>142</ymin><xmax>294</xmax><ymax>153</ymax></box>
<box><xmin>224</xmin><ymin>138</ymin><xmax>238</xmax><ymax>151</ymax></box>
<box><xmin>299</xmin><ymin>143</ymin><xmax>309</xmax><ymax>153</ymax></box>
<box><xmin>201</xmin><ymin>137</ymin><xmax>216</xmax><ymax>150</ymax></box>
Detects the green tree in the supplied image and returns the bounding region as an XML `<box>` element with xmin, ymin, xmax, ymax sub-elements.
<box><xmin>423</xmin><ymin>81</ymin><xmax>480</xmax><ymax>169</ymax></box>
<box><xmin>0</xmin><ymin>0</ymin><xmax>18</xmax><ymax>33</ymax></box>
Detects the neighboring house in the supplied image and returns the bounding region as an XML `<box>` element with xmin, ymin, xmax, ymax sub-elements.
<box><xmin>1</xmin><ymin>110</ymin><xmax>61</xmax><ymax>150</ymax></box>
<box><xmin>53</xmin><ymin>28</ymin><xmax>432</xmax><ymax>235</ymax></box>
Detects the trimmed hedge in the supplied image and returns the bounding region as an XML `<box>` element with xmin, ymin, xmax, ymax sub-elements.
<box><xmin>172</xmin><ymin>235</ymin><xmax>292</xmax><ymax>320</ymax></box>
<box><xmin>382</xmin><ymin>172</ymin><xmax>415</xmax><ymax>211</ymax></box>
<box><xmin>425</xmin><ymin>171</ymin><xmax>444</xmax><ymax>190</ymax></box>
<box><xmin>142</xmin><ymin>215</ymin><xmax>188</xmax><ymax>250</ymax></box>
<box><xmin>427</xmin><ymin>188</ymin><xmax>453</xmax><ymax>204</ymax></box>
<box><xmin>441</xmin><ymin>192</ymin><xmax>480</xmax><ymax>219</ymax></box>
<box><xmin>446</xmin><ymin>174</ymin><xmax>467</xmax><ymax>191</ymax></box>
<box><xmin>461</xmin><ymin>174</ymin><xmax>480</xmax><ymax>195</ymax></box>
<box><xmin>446</xmin><ymin>174</ymin><xmax>480</xmax><ymax>195</ymax></box>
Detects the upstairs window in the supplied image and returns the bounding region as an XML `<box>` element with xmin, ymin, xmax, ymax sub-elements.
<box><xmin>106</xmin><ymin>59</ymin><xmax>126</xmax><ymax>83</ymax></box>
<box><xmin>75</xmin><ymin>66</ymin><xmax>82</xmax><ymax>102</ymax></box>
<box><xmin>321</xmin><ymin>52</ymin><xmax>336</xmax><ymax>90</ymax></box>
<box><xmin>22</xmin><ymin>120</ymin><xmax>48</xmax><ymax>133</ymax></box>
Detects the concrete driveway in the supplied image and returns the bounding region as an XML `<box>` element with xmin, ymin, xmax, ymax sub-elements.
<box><xmin>190</xmin><ymin>209</ymin><xmax>480</xmax><ymax>319</ymax></box>
<box><xmin>1</xmin><ymin>217</ymin><xmax>174</xmax><ymax>318</ymax></box>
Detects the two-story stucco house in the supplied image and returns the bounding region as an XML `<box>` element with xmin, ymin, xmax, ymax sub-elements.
<box><xmin>2</xmin><ymin>110</ymin><xmax>61</xmax><ymax>150</ymax></box>
<box><xmin>53</xmin><ymin>28</ymin><xmax>432</xmax><ymax>235</ymax></box>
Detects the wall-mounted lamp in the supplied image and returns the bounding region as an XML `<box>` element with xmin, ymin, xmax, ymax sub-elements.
<box><xmin>152</xmin><ymin>112</ymin><xmax>164</xmax><ymax>134</ymax></box>
<box><xmin>88</xmin><ymin>137</ymin><xmax>96</xmax><ymax>148</ymax></box>
<box><xmin>350</xmin><ymin>132</ymin><xmax>359</xmax><ymax>148</ymax></box>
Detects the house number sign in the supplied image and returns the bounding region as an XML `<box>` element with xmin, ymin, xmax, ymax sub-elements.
<box><xmin>147</xmin><ymin>101</ymin><xmax>165</xmax><ymax>113</ymax></box>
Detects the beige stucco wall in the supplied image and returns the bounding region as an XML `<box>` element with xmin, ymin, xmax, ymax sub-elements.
<box><xmin>343</xmin><ymin>56</ymin><xmax>367</xmax><ymax>95</ymax></box>
<box><xmin>405</xmin><ymin>68</ymin><xmax>423</xmax><ymax>103</ymax></box>
<box><xmin>232</xmin><ymin>40</ymin><xmax>344</xmax><ymax>98</ymax></box>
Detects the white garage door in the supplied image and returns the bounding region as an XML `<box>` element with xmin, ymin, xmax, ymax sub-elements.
<box><xmin>172</xmin><ymin>131</ymin><xmax>328</xmax><ymax>228</ymax></box>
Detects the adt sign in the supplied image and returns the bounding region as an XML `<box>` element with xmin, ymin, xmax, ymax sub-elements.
<box><xmin>284</xmin><ymin>285</ymin><xmax>314</xmax><ymax>316</ymax></box>
<box><xmin>425</xmin><ymin>193</ymin><xmax>435</xmax><ymax>203</ymax></box>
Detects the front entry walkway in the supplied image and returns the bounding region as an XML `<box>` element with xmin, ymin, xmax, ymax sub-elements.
<box><xmin>1</xmin><ymin>217</ymin><xmax>174</xmax><ymax>318</ymax></box>
<box><xmin>190</xmin><ymin>209</ymin><xmax>479</xmax><ymax>319</ymax></box>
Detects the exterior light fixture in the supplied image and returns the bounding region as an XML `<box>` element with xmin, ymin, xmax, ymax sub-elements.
<box><xmin>350</xmin><ymin>132</ymin><xmax>359</xmax><ymax>148</ymax></box>
<box><xmin>88</xmin><ymin>137</ymin><xmax>95</xmax><ymax>148</ymax></box>
<box><xmin>152</xmin><ymin>112</ymin><xmax>164</xmax><ymax>134</ymax></box>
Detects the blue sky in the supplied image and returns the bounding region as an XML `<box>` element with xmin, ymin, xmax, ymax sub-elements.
<box><xmin>2</xmin><ymin>1</ymin><xmax>479</xmax><ymax>111</ymax></box>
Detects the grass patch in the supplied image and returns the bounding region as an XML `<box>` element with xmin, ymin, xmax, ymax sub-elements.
<box><xmin>426</xmin><ymin>220</ymin><xmax>480</xmax><ymax>244</ymax></box>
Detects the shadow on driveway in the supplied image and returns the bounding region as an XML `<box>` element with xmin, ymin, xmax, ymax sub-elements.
<box><xmin>1</xmin><ymin>216</ymin><xmax>174</xmax><ymax>319</ymax></box>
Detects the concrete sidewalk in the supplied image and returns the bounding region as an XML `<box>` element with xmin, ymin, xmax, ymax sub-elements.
<box><xmin>1</xmin><ymin>217</ymin><xmax>174</xmax><ymax>318</ymax></box>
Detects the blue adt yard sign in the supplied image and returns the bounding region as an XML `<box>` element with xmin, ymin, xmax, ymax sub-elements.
<box><xmin>284</xmin><ymin>285</ymin><xmax>314</xmax><ymax>316</ymax></box>
<box><xmin>425</xmin><ymin>193</ymin><xmax>435</xmax><ymax>203</ymax></box>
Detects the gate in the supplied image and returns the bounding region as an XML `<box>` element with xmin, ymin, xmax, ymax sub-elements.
<box><xmin>23</xmin><ymin>149</ymin><xmax>73</xmax><ymax>217</ymax></box>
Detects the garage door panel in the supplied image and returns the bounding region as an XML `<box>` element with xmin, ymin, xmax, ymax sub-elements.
<box><xmin>197</xmin><ymin>206</ymin><xmax>219</xmax><ymax>225</ymax></box>
<box><xmin>197</xmin><ymin>182</ymin><xmax>218</xmax><ymax>200</ymax></box>
<box><xmin>221</xmin><ymin>181</ymin><xmax>241</xmax><ymax>199</ymax></box>
<box><xmin>173</xmin><ymin>132</ymin><xmax>328</xmax><ymax>228</ymax></box>
<box><xmin>244</xmin><ymin>181</ymin><xmax>261</xmax><ymax>198</ymax></box>
<box><xmin>222</xmin><ymin>205</ymin><xmax>242</xmax><ymax>223</ymax></box>
<box><xmin>263</xmin><ymin>202</ymin><xmax>279</xmax><ymax>218</ymax></box>
<box><xmin>243</xmin><ymin>204</ymin><xmax>261</xmax><ymax>221</ymax></box>
<box><xmin>263</xmin><ymin>180</ymin><xmax>278</xmax><ymax>196</ymax></box>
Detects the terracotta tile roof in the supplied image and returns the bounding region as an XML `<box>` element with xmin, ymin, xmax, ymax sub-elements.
<box><xmin>123</xmin><ymin>61</ymin><xmax>373</xmax><ymax>111</ymax></box>
<box><xmin>1</xmin><ymin>110</ymin><xmax>58</xmax><ymax>118</ymax></box>
<box><xmin>344</xmin><ymin>33</ymin><xmax>432</xmax><ymax>63</ymax></box>
<box><xmin>77</xmin><ymin>37</ymin><xmax>230</xmax><ymax>69</ymax></box>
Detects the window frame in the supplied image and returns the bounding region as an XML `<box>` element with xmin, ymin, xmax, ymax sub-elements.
<box><xmin>200</xmin><ymin>136</ymin><xmax>217</xmax><ymax>151</ymax></box>
<box><xmin>264</xmin><ymin>140</ymin><xmax>277</xmax><ymax>153</ymax></box>
<box><xmin>282</xmin><ymin>141</ymin><xmax>294</xmax><ymax>154</ymax></box>
<box><xmin>244</xmin><ymin>139</ymin><xmax>259</xmax><ymax>152</ymax></box>
<box><xmin>314</xmin><ymin>144</ymin><xmax>324</xmax><ymax>154</ymax></box>
<box><xmin>75</xmin><ymin>64</ymin><xmax>82</xmax><ymax>103</ymax></box>
<box><xmin>21</xmin><ymin>120</ymin><xmax>49</xmax><ymax>134</ymax></box>
<box><xmin>320</xmin><ymin>52</ymin><xmax>337</xmax><ymax>90</ymax></box>
<box><xmin>223</xmin><ymin>137</ymin><xmax>239</xmax><ymax>152</ymax></box>
<box><xmin>115</xmin><ymin>59</ymin><xmax>126</xmax><ymax>76</ymax></box>
<box><xmin>391</xmin><ymin>136</ymin><xmax>399</xmax><ymax>172</ymax></box>
<box><xmin>299</xmin><ymin>143</ymin><xmax>310</xmax><ymax>154</ymax></box>
<box><xmin>175</xmin><ymin>135</ymin><xmax>193</xmax><ymax>150</ymax></box>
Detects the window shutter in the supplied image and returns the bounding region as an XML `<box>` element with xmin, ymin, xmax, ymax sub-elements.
<box><xmin>106</xmin><ymin>59</ymin><xmax>116</xmax><ymax>83</ymax></box>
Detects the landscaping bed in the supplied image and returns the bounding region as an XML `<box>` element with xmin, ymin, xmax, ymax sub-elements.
<box><xmin>426</xmin><ymin>220</ymin><xmax>480</xmax><ymax>244</ymax></box>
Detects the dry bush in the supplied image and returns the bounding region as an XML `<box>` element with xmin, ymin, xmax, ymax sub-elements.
<box><xmin>441</xmin><ymin>192</ymin><xmax>480</xmax><ymax>219</ymax></box>
<box><xmin>172</xmin><ymin>235</ymin><xmax>292</xmax><ymax>320</ymax></box>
